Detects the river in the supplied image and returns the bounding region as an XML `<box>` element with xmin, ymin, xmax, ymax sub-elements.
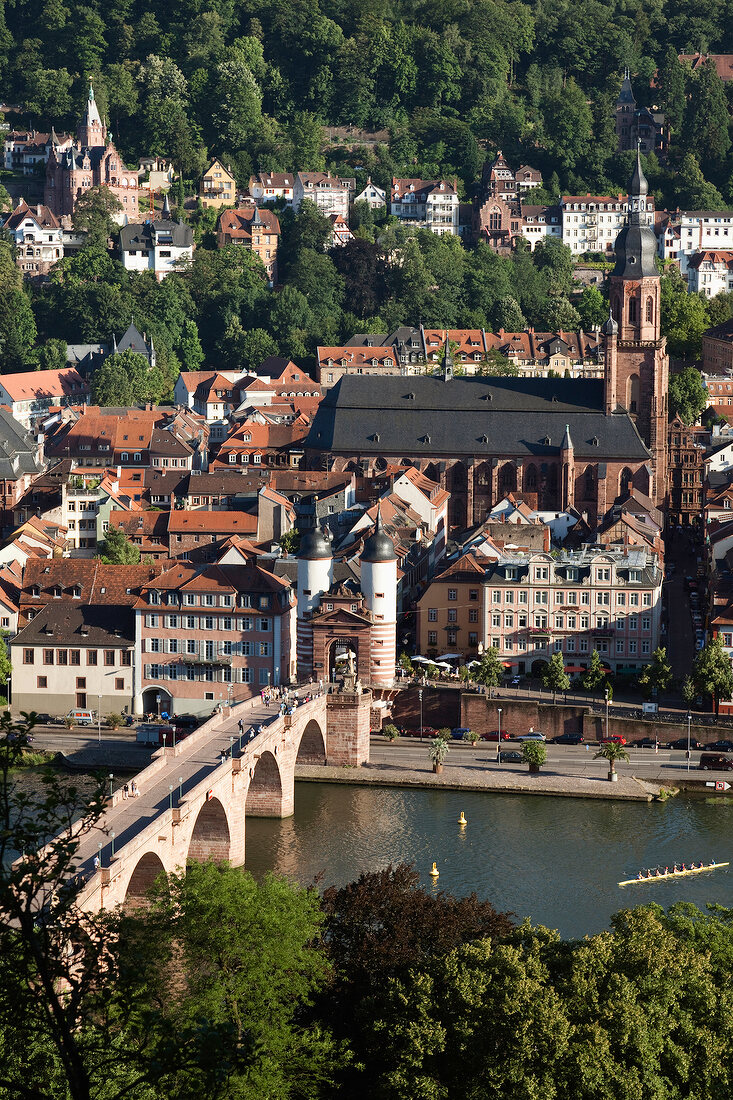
<box><xmin>244</xmin><ymin>782</ymin><xmax>733</xmax><ymax>939</ymax></box>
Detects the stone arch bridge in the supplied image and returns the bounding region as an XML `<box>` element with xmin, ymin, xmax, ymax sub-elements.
<box><xmin>72</xmin><ymin>685</ymin><xmax>371</xmax><ymax>912</ymax></box>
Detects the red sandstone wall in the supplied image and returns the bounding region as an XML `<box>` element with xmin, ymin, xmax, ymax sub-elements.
<box><xmin>326</xmin><ymin>692</ymin><xmax>370</xmax><ymax>765</ymax></box>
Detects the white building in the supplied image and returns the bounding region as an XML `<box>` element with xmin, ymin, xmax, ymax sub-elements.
<box><xmin>3</xmin><ymin>201</ymin><xmax>64</xmax><ymax>277</ymax></box>
<box><xmin>249</xmin><ymin>172</ymin><xmax>295</xmax><ymax>206</ymax></box>
<box><xmin>0</xmin><ymin>368</ymin><xmax>89</xmax><ymax>430</ymax></box>
<box><xmin>687</xmin><ymin>250</ymin><xmax>733</xmax><ymax>296</ymax></box>
<box><xmin>560</xmin><ymin>194</ymin><xmax>655</xmax><ymax>256</ymax></box>
<box><xmin>520</xmin><ymin>205</ymin><xmax>562</xmax><ymax>250</ymax></box>
<box><xmin>354</xmin><ymin>178</ymin><xmax>386</xmax><ymax>209</ymax></box>
<box><xmin>119</xmin><ymin>200</ymin><xmax>193</xmax><ymax>280</ymax></box>
<box><xmin>293</xmin><ymin>172</ymin><xmax>355</xmax><ymax>217</ymax></box>
<box><xmin>390</xmin><ymin>178</ymin><xmax>460</xmax><ymax>236</ymax></box>
<box><xmin>657</xmin><ymin>211</ymin><xmax>733</xmax><ymax>275</ymax></box>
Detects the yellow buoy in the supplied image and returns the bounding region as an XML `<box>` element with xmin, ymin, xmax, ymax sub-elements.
<box><xmin>430</xmin><ymin>862</ymin><xmax>439</xmax><ymax>878</ymax></box>
<box><xmin>458</xmin><ymin>812</ymin><xmax>467</xmax><ymax>826</ymax></box>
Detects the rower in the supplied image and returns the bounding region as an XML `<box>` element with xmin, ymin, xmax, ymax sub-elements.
<box><xmin>682</xmin><ymin>863</ymin><xmax>686</xmax><ymax>871</ymax></box>
<box><xmin>711</xmin><ymin>858</ymin><xmax>716</xmax><ymax>866</ymax></box>
<box><xmin>664</xmin><ymin>867</ymin><xmax>669</xmax><ymax>875</ymax></box>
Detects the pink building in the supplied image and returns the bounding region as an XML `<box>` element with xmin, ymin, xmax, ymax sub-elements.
<box><xmin>135</xmin><ymin>562</ymin><xmax>295</xmax><ymax>716</ymax></box>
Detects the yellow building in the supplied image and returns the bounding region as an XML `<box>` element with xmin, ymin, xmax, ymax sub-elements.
<box><xmin>199</xmin><ymin>159</ymin><xmax>235</xmax><ymax>209</ymax></box>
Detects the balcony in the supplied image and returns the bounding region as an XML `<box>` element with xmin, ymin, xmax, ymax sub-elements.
<box><xmin>176</xmin><ymin>651</ymin><xmax>233</xmax><ymax>667</ymax></box>
<box><xmin>591</xmin><ymin>627</ymin><xmax>615</xmax><ymax>638</ymax></box>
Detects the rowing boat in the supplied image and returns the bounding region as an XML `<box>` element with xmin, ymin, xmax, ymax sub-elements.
<box><xmin>618</xmin><ymin>862</ymin><xmax>729</xmax><ymax>887</ymax></box>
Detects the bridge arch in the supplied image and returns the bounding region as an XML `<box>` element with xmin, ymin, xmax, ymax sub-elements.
<box><xmin>246</xmin><ymin>750</ymin><xmax>283</xmax><ymax>817</ymax></box>
<box><xmin>187</xmin><ymin>796</ymin><xmax>231</xmax><ymax>862</ymax></box>
<box><xmin>124</xmin><ymin>851</ymin><xmax>166</xmax><ymax>909</ymax></box>
<box><xmin>296</xmin><ymin>718</ymin><xmax>327</xmax><ymax>765</ymax></box>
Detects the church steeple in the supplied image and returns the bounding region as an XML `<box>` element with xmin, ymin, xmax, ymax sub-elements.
<box><xmin>442</xmin><ymin>332</ymin><xmax>453</xmax><ymax>382</ymax></box>
<box><xmin>77</xmin><ymin>82</ymin><xmax>106</xmax><ymax>148</ymax></box>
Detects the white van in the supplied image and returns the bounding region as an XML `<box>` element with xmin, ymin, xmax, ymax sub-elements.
<box><xmin>67</xmin><ymin>709</ymin><xmax>94</xmax><ymax>726</ymax></box>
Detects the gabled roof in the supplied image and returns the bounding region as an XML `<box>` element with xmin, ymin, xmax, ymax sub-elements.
<box><xmin>5</xmin><ymin>200</ymin><xmax>60</xmax><ymax>230</ymax></box>
<box><xmin>0</xmin><ymin>368</ymin><xmax>87</xmax><ymax>402</ymax></box>
<box><xmin>218</xmin><ymin>207</ymin><xmax>281</xmax><ymax>237</ymax></box>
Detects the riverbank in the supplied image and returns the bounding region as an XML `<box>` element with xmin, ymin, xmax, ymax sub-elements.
<box><xmin>295</xmin><ymin>760</ymin><xmax>663</xmax><ymax>802</ymax></box>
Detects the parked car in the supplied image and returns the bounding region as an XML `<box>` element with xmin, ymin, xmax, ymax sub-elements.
<box><xmin>699</xmin><ymin>753</ymin><xmax>733</xmax><ymax>771</ymax></box>
<box><xmin>498</xmin><ymin>749</ymin><xmax>523</xmax><ymax>764</ymax></box>
<box><xmin>173</xmin><ymin>713</ymin><xmax>200</xmax><ymax>731</ymax></box>
<box><xmin>707</xmin><ymin>739</ymin><xmax>733</xmax><ymax>752</ymax></box>
<box><xmin>667</xmin><ymin>737</ymin><xmax>703</xmax><ymax>751</ymax></box>
<box><xmin>516</xmin><ymin>731</ymin><xmax>547</xmax><ymax>742</ymax></box>
<box><xmin>480</xmin><ymin>730</ymin><xmax>512</xmax><ymax>742</ymax></box>
<box><xmin>451</xmin><ymin>727</ymin><xmax>472</xmax><ymax>740</ymax></box>
<box><xmin>601</xmin><ymin>734</ymin><xmax>627</xmax><ymax>746</ymax></box>
<box><xmin>632</xmin><ymin>737</ymin><xmax>658</xmax><ymax>748</ymax></box>
<box><xmin>552</xmin><ymin>732</ymin><xmax>584</xmax><ymax>745</ymax></box>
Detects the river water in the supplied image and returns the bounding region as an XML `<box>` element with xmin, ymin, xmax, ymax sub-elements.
<box><xmin>244</xmin><ymin>782</ymin><xmax>733</xmax><ymax>939</ymax></box>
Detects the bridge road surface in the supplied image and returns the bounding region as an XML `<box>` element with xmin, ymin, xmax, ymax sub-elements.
<box><xmin>70</xmin><ymin>686</ymin><xmax>319</xmax><ymax>878</ymax></box>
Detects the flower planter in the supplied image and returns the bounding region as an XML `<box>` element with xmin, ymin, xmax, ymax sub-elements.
<box><xmin>528</xmin><ymin>763</ymin><xmax>541</xmax><ymax>774</ymax></box>
<box><xmin>609</xmin><ymin>770</ymin><xmax>618</xmax><ymax>783</ymax></box>
<box><xmin>433</xmin><ymin>763</ymin><xmax>443</xmax><ymax>774</ymax></box>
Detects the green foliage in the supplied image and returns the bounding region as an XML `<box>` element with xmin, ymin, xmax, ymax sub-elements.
<box><xmin>638</xmin><ymin>646</ymin><xmax>673</xmax><ymax>698</ymax></box>
<box><xmin>669</xmin><ymin>367</ymin><xmax>708</xmax><ymax>424</ymax></box>
<box><xmin>382</xmin><ymin>723</ymin><xmax>400</xmax><ymax>741</ymax></box>
<box><xmin>429</xmin><ymin>735</ymin><xmax>450</xmax><ymax>766</ymax></box>
<box><xmin>522</xmin><ymin>740</ymin><xmax>547</xmax><ymax>767</ymax></box>
<box><xmin>462</xmin><ymin>728</ymin><xmax>479</xmax><ymax>745</ymax></box>
<box><xmin>71</xmin><ymin>185</ymin><xmax>123</xmax><ymax>249</ymax></box>
<box><xmin>472</xmin><ymin>647</ymin><xmax>504</xmax><ymax>693</ymax></box>
<box><xmin>105</xmin><ymin>713</ymin><xmax>123</xmax><ymax>729</ymax></box>
<box><xmin>693</xmin><ymin>635</ymin><xmax>733</xmax><ymax>714</ymax></box>
<box><xmin>278</xmin><ymin>528</ymin><xmax>300</xmax><ymax>554</ymax></box>
<box><xmin>594</xmin><ymin>740</ymin><xmax>631</xmax><ymax>772</ymax></box>
<box><xmin>37</xmin><ymin>337</ymin><xmax>68</xmax><ymax>372</ymax></box>
<box><xmin>92</xmin><ymin>349</ymin><xmax>166</xmax><ymax>407</ymax></box>
<box><xmin>541</xmin><ymin>651</ymin><xmax>570</xmax><ymax>701</ymax></box>
<box><xmin>98</xmin><ymin>525</ymin><xmax>141</xmax><ymax>565</ymax></box>
<box><xmin>580</xmin><ymin>649</ymin><xmax>607</xmax><ymax>696</ymax></box>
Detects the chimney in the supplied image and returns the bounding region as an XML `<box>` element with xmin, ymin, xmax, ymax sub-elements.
<box><xmin>543</xmin><ymin>526</ymin><xmax>551</xmax><ymax>553</ymax></box>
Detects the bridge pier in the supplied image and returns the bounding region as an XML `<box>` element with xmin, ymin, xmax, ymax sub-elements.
<box><xmin>326</xmin><ymin>690</ymin><xmax>371</xmax><ymax>766</ymax></box>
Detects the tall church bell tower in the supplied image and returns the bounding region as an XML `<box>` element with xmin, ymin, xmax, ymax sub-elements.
<box><xmin>603</xmin><ymin>150</ymin><xmax>668</xmax><ymax>504</ymax></box>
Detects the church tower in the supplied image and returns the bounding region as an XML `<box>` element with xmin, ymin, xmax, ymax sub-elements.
<box><xmin>77</xmin><ymin>83</ymin><xmax>106</xmax><ymax>148</ymax></box>
<box><xmin>603</xmin><ymin>151</ymin><xmax>668</xmax><ymax>504</ymax></box>
<box><xmin>360</xmin><ymin>506</ymin><xmax>397</xmax><ymax>686</ymax></box>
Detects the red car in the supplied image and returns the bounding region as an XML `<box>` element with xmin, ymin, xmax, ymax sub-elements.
<box><xmin>601</xmin><ymin>734</ymin><xmax>627</xmax><ymax>746</ymax></box>
<box><xmin>480</xmin><ymin>730</ymin><xmax>512</xmax><ymax>742</ymax></box>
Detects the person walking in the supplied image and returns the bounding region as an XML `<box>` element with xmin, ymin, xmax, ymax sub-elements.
<box><xmin>93</xmin><ymin>854</ymin><xmax>100</xmax><ymax>873</ymax></box>
<box><xmin>238</xmin><ymin>718</ymin><xmax>244</xmax><ymax>737</ymax></box>
<box><xmin>122</xmin><ymin>783</ymin><xmax>129</xmax><ymax>800</ymax></box>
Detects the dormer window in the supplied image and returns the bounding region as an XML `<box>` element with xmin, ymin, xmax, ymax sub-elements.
<box><xmin>52</xmin><ymin>586</ymin><xmax>62</xmax><ymax>598</ymax></box>
<box><xmin>72</xmin><ymin>586</ymin><xmax>81</xmax><ymax>598</ymax></box>
<box><xmin>30</xmin><ymin>585</ymin><xmax>40</xmax><ymax>598</ymax></box>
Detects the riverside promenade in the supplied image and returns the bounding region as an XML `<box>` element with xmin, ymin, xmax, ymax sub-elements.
<box><xmin>294</xmin><ymin>736</ymin><xmax>703</xmax><ymax>802</ymax></box>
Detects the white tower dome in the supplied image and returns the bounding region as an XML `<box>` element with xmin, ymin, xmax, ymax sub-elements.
<box><xmin>360</xmin><ymin>505</ymin><xmax>397</xmax><ymax>686</ymax></box>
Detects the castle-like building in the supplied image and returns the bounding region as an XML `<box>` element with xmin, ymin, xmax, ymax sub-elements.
<box><xmin>44</xmin><ymin>85</ymin><xmax>140</xmax><ymax>221</ymax></box>
<box><xmin>307</xmin><ymin>155</ymin><xmax>669</xmax><ymax>531</ymax></box>
<box><xmin>296</xmin><ymin>508</ymin><xmax>397</xmax><ymax>686</ymax></box>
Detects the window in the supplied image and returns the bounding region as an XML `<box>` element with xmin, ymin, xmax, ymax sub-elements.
<box><xmin>629</xmin><ymin>640</ymin><xmax>637</xmax><ymax>655</ymax></box>
<box><xmin>259</xmin><ymin>618</ymin><xmax>270</xmax><ymax>632</ymax></box>
<box><xmin>469</xmin><ymin>608</ymin><xmax>478</xmax><ymax>623</ymax></box>
<box><xmin>492</xmin><ymin>612</ymin><xmax>501</xmax><ymax>627</ymax></box>
<box><xmin>87</xmin><ymin>650</ymin><xmax>97</xmax><ymax>666</ymax></box>
<box><xmin>23</xmin><ymin>649</ymin><xmax>34</xmax><ymax>665</ymax></box>
<box><xmin>534</xmin><ymin>614</ymin><xmax>547</xmax><ymax>627</ymax></box>
<box><xmin>642</xmin><ymin>616</ymin><xmax>651</xmax><ymax>631</ymax></box>
<box><xmin>428</xmin><ymin>608</ymin><xmax>437</xmax><ymax>621</ymax></box>
<box><xmin>629</xmin><ymin>616</ymin><xmax>638</xmax><ymax>631</ymax></box>
<box><xmin>121</xmin><ymin>651</ymin><xmax>131</xmax><ymax>666</ymax></box>
<box><xmin>518</xmin><ymin>591</ymin><xmax>528</xmax><ymax>604</ymax></box>
<box><xmin>535</xmin><ymin>567</ymin><xmax>548</xmax><ymax>580</ymax></box>
<box><xmin>617</xmin><ymin>593</ymin><xmax>625</xmax><ymax>606</ymax></box>
<box><xmin>76</xmin><ymin>677</ymin><xmax>86</xmax><ymax>689</ymax></box>
<box><xmin>447</xmin><ymin>609</ymin><xmax>457</xmax><ymax>623</ymax></box>
<box><xmin>56</xmin><ymin>649</ymin><xmax>67</xmax><ymax>665</ymax></box>
<box><xmin>37</xmin><ymin>676</ymin><xmax>47</xmax><ymax>689</ymax></box>
<box><xmin>469</xmin><ymin>632</ymin><xmax>478</xmax><ymax>646</ymax></box>
<box><xmin>630</xmin><ymin>593</ymin><xmax>639</xmax><ymax>606</ymax></box>
<box><xmin>428</xmin><ymin>631</ymin><xmax>437</xmax><ymax>645</ymax></box>
<box><xmin>115</xmin><ymin>678</ymin><xmax>124</xmax><ymax>690</ymax></box>
<box><xmin>104</xmin><ymin>650</ymin><xmax>115</xmax><ymax>666</ymax></box>
<box><xmin>469</xmin><ymin>589</ymin><xmax>478</xmax><ymax>601</ymax></box>
<box><xmin>448</xmin><ymin>588</ymin><xmax>457</xmax><ymax>601</ymax></box>
<box><xmin>43</xmin><ymin>649</ymin><xmax>54</xmax><ymax>665</ymax></box>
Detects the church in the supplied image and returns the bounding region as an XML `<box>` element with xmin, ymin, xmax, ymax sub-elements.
<box><xmin>306</xmin><ymin>155</ymin><xmax>668</xmax><ymax>531</ymax></box>
<box><xmin>44</xmin><ymin>85</ymin><xmax>140</xmax><ymax>221</ymax></box>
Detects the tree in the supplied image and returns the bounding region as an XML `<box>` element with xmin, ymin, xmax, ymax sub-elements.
<box><xmin>98</xmin><ymin>526</ymin><xmax>141</xmax><ymax>564</ymax></box>
<box><xmin>92</xmin><ymin>350</ymin><xmax>166</xmax><ymax>406</ymax></box>
<box><xmin>177</xmin><ymin>319</ymin><xmax>204</xmax><ymax>372</ymax></box>
<box><xmin>669</xmin><ymin>367</ymin><xmax>708</xmax><ymax>424</ymax></box>
<box><xmin>693</xmin><ymin>635</ymin><xmax>733</xmax><ymax>714</ymax></box>
<box><xmin>72</xmin><ymin>186</ymin><xmax>123</xmax><ymax>249</ymax></box>
<box><xmin>239</xmin><ymin>327</ymin><xmax>279</xmax><ymax>372</ymax></box>
<box><xmin>580</xmin><ymin>649</ymin><xmax>607</xmax><ymax>696</ymax></box>
<box><xmin>675</xmin><ymin>153</ymin><xmax>726</xmax><ymax>213</ymax></box>
<box><xmin>38</xmin><ymin>338</ymin><xmax>68</xmax><ymax>372</ymax></box>
<box><xmin>522</xmin><ymin>740</ymin><xmax>547</xmax><ymax>771</ymax></box>
<box><xmin>472</xmin><ymin>647</ymin><xmax>504</xmax><ymax>695</ymax></box>
<box><xmin>541</xmin><ymin>651</ymin><xmax>570</xmax><ymax>702</ymax></box>
<box><xmin>577</xmin><ymin>285</ymin><xmax>608</xmax><ymax>330</ymax></box>
<box><xmin>682</xmin><ymin>675</ymin><xmax>697</xmax><ymax>707</ymax></box>
<box><xmin>429</xmin><ymin>734</ymin><xmax>450</xmax><ymax>769</ymax></box>
<box><xmin>661</xmin><ymin>274</ymin><xmax>710</xmax><ymax>360</ymax></box>
<box><xmin>278</xmin><ymin>528</ymin><xmax>300</xmax><ymax>554</ymax></box>
<box><xmin>594</xmin><ymin>740</ymin><xmax>630</xmax><ymax>777</ymax></box>
<box><xmin>638</xmin><ymin>646</ymin><xmax>673</xmax><ymax>699</ymax></box>
<box><xmin>477</xmin><ymin>347</ymin><xmax>518</xmax><ymax>375</ymax></box>
<box><xmin>683</xmin><ymin>59</ymin><xmax>731</xmax><ymax>173</ymax></box>
<box><xmin>0</xmin><ymin>180</ymin><xmax>10</xmax><ymax>212</ymax></box>
<box><xmin>657</xmin><ymin>46</ymin><xmax>687</xmax><ymax>135</ymax></box>
<box><xmin>132</xmin><ymin>862</ymin><xmax>339</xmax><ymax>1099</ymax></box>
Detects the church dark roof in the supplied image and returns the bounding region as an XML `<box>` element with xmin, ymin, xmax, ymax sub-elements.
<box><xmin>306</xmin><ymin>376</ymin><xmax>650</xmax><ymax>461</ymax></box>
<box><xmin>612</xmin><ymin>152</ymin><xmax>658</xmax><ymax>279</ymax></box>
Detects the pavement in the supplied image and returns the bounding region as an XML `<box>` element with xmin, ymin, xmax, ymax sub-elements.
<box><xmin>60</xmin><ymin>687</ymin><xmax>319</xmax><ymax>877</ymax></box>
<box><xmin>664</xmin><ymin>526</ymin><xmax>700</xmax><ymax>681</ymax></box>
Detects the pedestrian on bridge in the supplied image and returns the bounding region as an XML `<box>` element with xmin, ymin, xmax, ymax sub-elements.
<box><xmin>238</xmin><ymin>718</ymin><xmax>244</xmax><ymax>737</ymax></box>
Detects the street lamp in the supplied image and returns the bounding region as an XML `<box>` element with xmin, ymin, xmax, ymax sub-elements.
<box><xmin>98</xmin><ymin>841</ymin><xmax>103</xmax><ymax>869</ymax></box>
<box><xmin>97</xmin><ymin>694</ymin><xmax>102</xmax><ymax>744</ymax></box>
<box><xmin>108</xmin><ymin>773</ymin><xmax>114</xmax><ymax>799</ymax></box>
<box><xmin>110</xmin><ymin>831</ymin><xmax>116</xmax><ymax>859</ymax></box>
<box><xmin>229</xmin><ymin>736</ymin><xmax>234</xmax><ymax>759</ymax></box>
<box><xmin>687</xmin><ymin>712</ymin><xmax>692</xmax><ymax>772</ymax></box>
<box><xmin>418</xmin><ymin>688</ymin><xmax>423</xmax><ymax>738</ymax></box>
<box><xmin>168</xmin><ymin>784</ymin><xmax>174</xmax><ymax>810</ymax></box>
<box><xmin>178</xmin><ymin>775</ymin><xmax>183</xmax><ymax>803</ymax></box>
<box><xmin>497</xmin><ymin>707</ymin><xmax>502</xmax><ymax>764</ymax></box>
<box><xmin>604</xmin><ymin>686</ymin><xmax>610</xmax><ymax>741</ymax></box>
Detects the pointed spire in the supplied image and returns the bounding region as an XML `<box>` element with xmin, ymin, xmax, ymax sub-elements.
<box><xmin>251</xmin><ymin>205</ymin><xmax>263</xmax><ymax>226</ymax></box>
<box><xmin>561</xmin><ymin>423</ymin><xmax>573</xmax><ymax>451</ymax></box>
<box><xmin>443</xmin><ymin>332</ymin><xmax>453</xmax><ymax>382</ymax></box>
<box><xmin>162</xmin><ymin>191</ymin><xmax>171</xmax><ymax>219</ymax></box>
